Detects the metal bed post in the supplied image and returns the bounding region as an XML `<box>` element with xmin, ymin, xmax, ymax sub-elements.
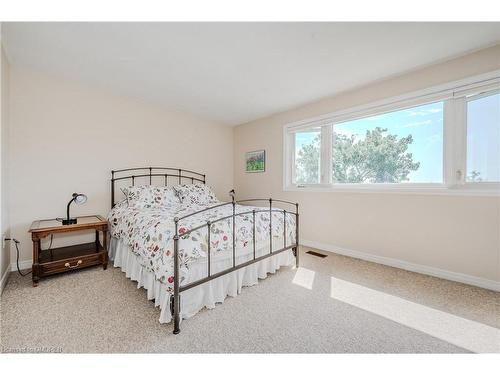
<box><xmin>173</xmin><ymin>217</ymin><xmax>181</xmax><ymax>335</ymax></box>
<box><xmin>111</xmin><ymin>170</ymin><xmax>115</xmax><ymax>209</ymax></box>
<box><xmin>207</xmin><ymin>221</ymin><xmax>211</xmax><ymax>277</ymax></box>
<box><xmin>283</xmin><ymin>209</ymin><xmax>286</xmax><ymax>249</ymax></box>
<box><xmin>295</xmin><ymin>203</ymin><xmax>300</xmax><ymax>268</ymax></box>
<box><xmin>252</xmin><ymin>209</ymin><xmax>256</xmax><ymax>260</ymax></box>
<box><xmin>269</xmin><ymin>198</ymin><xmax>273</xmax><ymax>253</ymax></box>
<box><xmin>232</xmin><ymin>195</ymin><xmax>236</xmax><ymax>268</ymax></box>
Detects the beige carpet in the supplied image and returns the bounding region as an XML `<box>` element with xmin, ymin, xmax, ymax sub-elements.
<box><xmin>1</xmin><ymin>247</ymin><xmax>498</xmax><ymax>353</ymax></box>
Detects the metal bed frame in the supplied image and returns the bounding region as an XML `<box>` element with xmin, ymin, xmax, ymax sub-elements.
<box><xmin>111</xmin><ymin>167</ymin><xmax>299</xmax><ymax>334</ymax></box>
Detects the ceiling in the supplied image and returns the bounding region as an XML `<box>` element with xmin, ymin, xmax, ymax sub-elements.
<box><xmin>3</xmin><ymin>22</ymin><xmax>499</xmax><ymax>125</ymax></box>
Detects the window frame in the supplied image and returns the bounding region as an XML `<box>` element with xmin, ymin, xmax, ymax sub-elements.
<box><xmin>283</xmin><ymin>70</ymin><xmax>500</xmax><ymax>196</ymax></box>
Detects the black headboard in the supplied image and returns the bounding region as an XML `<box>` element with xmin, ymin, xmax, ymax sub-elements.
<box><xmin>111</xmin><ymin>167</ymin><xmax>206</xmax><ymax>208</ymax></box>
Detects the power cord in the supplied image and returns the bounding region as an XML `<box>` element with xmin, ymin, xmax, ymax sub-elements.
<box><xmin>4</xmin><ymin>238</ymin><xmax>32</xmax><ymax>276</ymax></box>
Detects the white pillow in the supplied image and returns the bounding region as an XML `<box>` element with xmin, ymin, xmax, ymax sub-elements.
<box><xmin>173</xmin><ymin>183</ymin><xmax>219</xmax><ymax>206</ymax></box>
<box><xmin>121</xmin><ymin>185</ymin><xmax>179</xmax><ymax>209</ymax></box>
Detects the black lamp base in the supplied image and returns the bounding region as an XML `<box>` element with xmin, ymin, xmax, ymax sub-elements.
<box><xmin>62</xmin><ymin>218</ymin><xmax>77</xmax><ymax>225</ymax></box>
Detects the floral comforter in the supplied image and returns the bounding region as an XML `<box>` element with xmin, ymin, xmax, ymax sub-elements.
<box><xmin>108</xmin><ymin>201</ymin><xmax>296</xmax><ymax>291</ymax></box>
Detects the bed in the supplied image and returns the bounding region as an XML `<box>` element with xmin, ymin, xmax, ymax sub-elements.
<box><xmin>108</xmin><ymin>167</ymin><xmax>299</xmax><ymax>334</ymax></box>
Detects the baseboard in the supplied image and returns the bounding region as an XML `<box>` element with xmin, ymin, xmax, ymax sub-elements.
<box><xmin>0</xmin><ymin>266</ymin><xmax>10</xmax><ymax>294</ymax></box>
<box><xmin>301</xmin><ymin>239</ymin><xmax>500</xmax><ymax>292</ymax></box>
<box><xmin>10</xmin><ymin>259</ymin><xmax>31</xmax><ymax>272</ymax></box>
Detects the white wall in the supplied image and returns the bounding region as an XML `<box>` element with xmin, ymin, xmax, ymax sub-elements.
<box><xmin>8</xmin><ymin>67</ymin><xmax>234</xmax><ymax>264</ymax></box>
<box><xmin>1</xmin><ymin>39</ymin><xmax>12</xmax><ymax>290</ymax></box>
<box><xmin>234</xmin><ymin>45</ymin><xmax>500</xmax><ymax>287</ymax></box>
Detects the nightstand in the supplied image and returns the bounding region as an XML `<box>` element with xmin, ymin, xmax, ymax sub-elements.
<box><xmin>28</xmin><ymin>215</ymin><xmax>108</xmax><ymax>286</ymax></box>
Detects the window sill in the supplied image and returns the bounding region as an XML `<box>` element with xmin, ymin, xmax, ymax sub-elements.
<box><xmin>283</xmin><ymin>184</ymin><xmax>500</xmax><ymax>196</ymax></box>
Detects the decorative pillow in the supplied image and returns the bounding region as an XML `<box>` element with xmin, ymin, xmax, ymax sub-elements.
<box><xmin>173</xmin><ymin>183</ymin><xmax>219</xmax><ymax>206</ymax></box>
<box><xmin>121</xmin><ymin>185</ymin><xmax>179</xmax><ymax>209</ymax></box>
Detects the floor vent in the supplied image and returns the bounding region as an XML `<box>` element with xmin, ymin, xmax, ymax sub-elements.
<box><xmin>306</xmin><ymin>250</ymin><xmax>327</xmax><ymax>258</ymax></box>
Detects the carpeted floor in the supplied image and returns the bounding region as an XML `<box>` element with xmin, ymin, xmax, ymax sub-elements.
<box><xmin>1</xmin><ymin>247</ymin><xmax>498</xmax><ymax>353</ymax></box>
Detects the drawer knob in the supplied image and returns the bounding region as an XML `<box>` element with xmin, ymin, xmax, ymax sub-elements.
<box><xmin>64</xmin><ymin>260</ymin><xmax>83</xmax><ymax>269</ymax></box>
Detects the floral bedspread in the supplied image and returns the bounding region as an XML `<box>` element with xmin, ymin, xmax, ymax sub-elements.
<box><xmin>108</xmin><ymin>201</ymin><xmax>296</xmax><ymax>291</ymax></box>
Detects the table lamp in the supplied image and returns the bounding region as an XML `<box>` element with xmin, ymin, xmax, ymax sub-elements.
<box><xmin>62</xmin><ymin>193</ymin><xmax>88</xmax><ymax>225</ymax></box>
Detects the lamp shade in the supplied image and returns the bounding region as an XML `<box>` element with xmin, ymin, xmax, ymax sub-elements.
<box><xmin>74</xmin><ymin>193</ymin><xmax>87</xmax><ymax>205</ymax></box>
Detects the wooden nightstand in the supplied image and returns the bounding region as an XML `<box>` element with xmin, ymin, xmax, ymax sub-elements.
<box><xmin>28</xmin><ymin>215</ymin><xmax>108</xmax><ymax>286</ymax></box>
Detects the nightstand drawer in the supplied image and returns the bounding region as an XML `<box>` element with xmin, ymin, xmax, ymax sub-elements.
<box><xmin>40</xmin><ymin>252</ymin><xmax>103</xmax><ymax>275</ymax></box>
<box><xmin>37</xmin><ymin>242</ymin><xmax>107</xmax><ymax>277</ymax></box>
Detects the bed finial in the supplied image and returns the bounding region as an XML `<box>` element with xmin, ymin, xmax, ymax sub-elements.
<box><xmin>229</xmin><ymin>189</ymin><xmax>235</xmax><ymax>204</ymax></box>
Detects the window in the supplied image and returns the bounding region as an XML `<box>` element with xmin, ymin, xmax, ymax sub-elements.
<box><xmin>331</xmin><ymin>102</ymin><xmax>444</xmax><ymax>184</ymax></box>
<box><xmin>466</xmin><ymin>91</ymin><xmax>499</xmax><ymax>183</ymax></box>
<box><xmin>284</xmin><ymin>72</ymin><xmax>500</xmax><ymax>195</ymax></box>
<box><xmin>294</xmin><ymin>128</ymin><xmax>321</xmax><ymax>184</ymax></box>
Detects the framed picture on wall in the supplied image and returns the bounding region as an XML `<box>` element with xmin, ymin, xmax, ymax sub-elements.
<box><xmin>245</xmin><ymin>150</ymin><xmax>265</xmax><ymax>173</ymax></box>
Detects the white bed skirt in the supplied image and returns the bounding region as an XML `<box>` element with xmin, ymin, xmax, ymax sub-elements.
<box><xmin>109</xmin><ymin>237</ymin><xmax>295</xmax><ymax>324</ymax></box>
